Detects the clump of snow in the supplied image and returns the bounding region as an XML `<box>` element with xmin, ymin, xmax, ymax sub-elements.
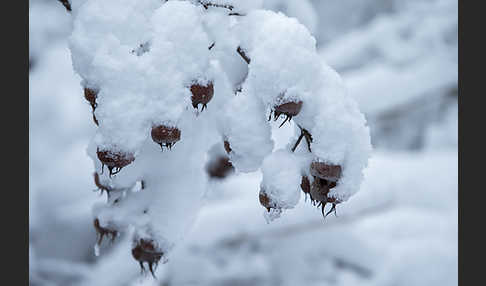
<box><xmin>263</xmin><ymin>0</ymin><xmax>318</xmax><ymax>35</ymax></box>
<box><xmin>236</xmin><ymin>10</ymin><xmax>319</xmax><ymax>108</ymax></box>
<box><xmin>222</xmin><ymin>91</ymin><xmax>274</xmax><ymax>172</ymax></box>
<box><xmin>68</xmin><ymin>0</ymin><xmax>371</xmax><ymax>270</ymax></box>
<box><xmin>263</xmin><ymin>207</ymin><xmax>282</xmax><ymax>224</ymax></box>
<box><xmin>260</xmin><ymin>150</ymin><xmax>303</xmax><ymax>210</ymax></box>
<box><xmin>307</xmin><ymin>66</ymin><xmax>372</xmax><ymax>201</ymax></box>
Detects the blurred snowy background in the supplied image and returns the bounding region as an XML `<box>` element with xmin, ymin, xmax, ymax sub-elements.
<box><xmin>29</xmin><ymin>0</ymin><xmax>457</xmax><ymax>285</ymax></box>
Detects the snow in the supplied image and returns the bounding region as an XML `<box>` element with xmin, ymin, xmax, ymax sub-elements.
<box><xmin>263</xmin><ymin>0</ymin><xmax>318</xmax><ymax>35</ymax></box>
<box><xmin>30</xmin><ymin>0</ymin><xmax>457</xmax><ymax>285</ymax></box>
<box><xmin>223</xmin><ymin>90</ymin><xmax>274</xmax><ymax>172</ymax></box>
<box><xmin>94</xmin><ymin>244</ymin><xmax>100</xmax><ymax>257</ymax></box>
<box><xmin>260</xmin><ymin>150</ymin><xmax>303</xmax><ymax>209</ymax></box>
<box><xmin>320</xmin><ymin>0</ymin><xmax>457</xmax><ymax>115</ymax></box>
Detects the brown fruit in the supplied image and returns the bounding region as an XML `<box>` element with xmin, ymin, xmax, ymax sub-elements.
<box><xmin>274</xmin><ymin>101</ymin><xmax>303</xmax><ymax>117</ymax></box>
<box><xmin>84</xmin><ymin>87</ymin><xmax>98</xmax><ymax>111</ymax></box>
<box><xmin>259</xmin><ymin>189</ymin><xmax>281</xmax><ymax>212</ymax></box>
<box><xmin>132</xmin><ymin>239</ymin><xmax>165</xmax><ymax>277</ymax></box>
<box><xmin>259</xmin><ymin>191</ymin><xmax>272</xmax><ymax>212</ymax></box>
<box><xmin>93</xmin><ymin>218</ymin><xmax>118</xmax><ymax>245</ymax></box>
<box><xmin>151</xmin><ymin>125</ymin><xmax>181</xmax><ymax>150</ymax></box>
<box><xmin>310</xmin><ymin>162</ymin><xmax>342</xmax><ymax>182</ymax></box>
<box><xmin>310</xmin><ymin>177</ymin><xmax>330</xmax><ymax>204</ymax></box>
<box><xmin>300</xmin><ymin>176</ymin><xmax>310</xmax><ymax>195</ymax></box>
<box><xmin>271</xmin><ymin>100</ymin><xmax>303</xmax><ymax>127</ymax></box>
<box><xmin>190</xmin><ymin>82</ymin><xmax>214</xmax><ymax>111</ymax></box>
<box><xmin>206</xmin><ymin>156</ymin><xmax>234</xmax><ymax>179</ymax></box>
<box><xmin>84</xmin><ymin>87</ymin><xmax>100</xmax><ymax>126</ymax></box>
<box><xmin>97</xmin><ymin>148</ymin><xmax>135</xmax><ymax>176</ymax></box>
<box><xmin>300</xmin><ymin>176</ymin><xmax>310</xmax><ymax>194</ymax></box>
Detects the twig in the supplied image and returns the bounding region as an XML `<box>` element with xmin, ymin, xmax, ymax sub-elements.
<box><xmin>291</xmin><ymin>131</ymin><xmax>305</xmax><ymax>152</ymax></box>
<box><xmin>199</xmin><ymin>1</ymin><xmax>234</xmax><ymax>11</ymax></box>
<box><xmin>291</xmin><ymin>125</ymin><xmax>313</xmax><ymax>153</ymax></box>
<box><xmin>236</xmin><ymin>46</ymin><xmax>251</xmax><ymax>64</ymax></box>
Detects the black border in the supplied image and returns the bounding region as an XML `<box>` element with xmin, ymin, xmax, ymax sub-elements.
<box><xmin>459</xmin><ymin>0</ymin><xmax>480</xmax><ymax>285</ymax></box>
<box><xmin>3</xmin><ymin>0</ymin><xmax>29</xmax><ymax>284</ymax></box>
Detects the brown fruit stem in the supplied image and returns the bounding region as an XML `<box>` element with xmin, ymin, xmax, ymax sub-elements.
<box><xmin>291</xmin><ymin>125</ymin><xmax>313</xmax><ymax>153</ymax></box>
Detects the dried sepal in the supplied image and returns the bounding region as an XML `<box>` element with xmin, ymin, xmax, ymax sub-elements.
<box><xmin>308</xmin><ymin>175</ymin><xmax>341</xmax><ymax>218</ymax></box>
<box><xmin>92</xmin><ymin>113</ymin><xmax>99</xmax><ymax>126</ymax></box>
